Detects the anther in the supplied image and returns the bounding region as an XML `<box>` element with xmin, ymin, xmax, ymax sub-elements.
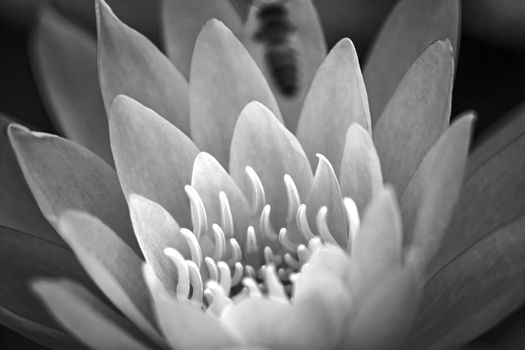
<box><xmin>259</xmin><ymin>204</ymin><xmax>277</xmax><ymax>241</ymax></box>
<box><xmin>231</xmin><ymin>262</ymin><xmax>244</xmax><ymax>286</ymax></box>
<box><xmin>205</xmin><ymin>257</ymin><xmax>219</xmax><ymax>282</ymax></box>
<box><xmin>343</xmin><ymin>197</ymin><xmax>360</xmax><ymax>253</ymax></box>
<box><xmin>186</xmin><ymin>260</ymin><xmax>203</xmax><ymax>305</ymax></box>
<box><xmin>263</xmin><ymin>265</ymin><xmax>287</xmax><ymax>302</ymax></box>
<box><xmin>297</xmin><ymin>244</ymin><xmax>310</xmax><ymax>264</ymax></box>
<box><xmin>164</xmin><ymin>248</ymin><xmax>190</xmax><ymax>299</ymax></box>
<box><xmin>242</xmin><ymin>278</ymin><xmax>262</xmax><ymax>297</ymax></box>
<box><xmin>211</xmin><ymin>224</ymin><xmax>226</xmax><ymax>261</ymax></box>
<box><xmin>245</xmin><ymin>166</ymin><xmax>266</xmax><ymax>214</ymax></box>
<box><xmin>279</xmin><ymin>227</ymin><xmax>299</xmax><ymax>252</ymax></box>
<box><xmin>217</xmin><ymin>261</ymin><xmax>232</xmax><ymax>295</ymax></box>
<box><xmin>264</xmin><ymin>246</ymin><xmax>275</xmax><ymax>265</ymax></box>
<box><xmin>184</xmin><ymin>185</ymin><xmax>207</xmax><ymax>238</ymax></box>
<box><xmin>228</xmin><ymin>238</ymin><xmax>242</xmax><ymax>266</ymax></box>
<box><xmin>284</xmin><ymin>253</ymin><xmax>301</xmax><ymax>270</ymax></box>
<box><xmin>316</xmin><ymin>206</ymin><xmax>338</xmax><ymax>245</ymax></box>
<box><xmin>246</xmin><ymin>226</ymin><xmax>259</xmax><ymax>254</ymax></box>
<box><xmin>180</xmin><ymin>228</ymin><xmax>203</xmax><ymax>267</ymax></box>
<box><xmin>245</xmin><ymin>265</ymin><xmax>256</xmax><ymax>279</ymax></box>
<box><xmin>308</xmin><ymin>237</ymin><xmax>323</xmax><ymax>254</ymax></box>
<box><xmin>284</xmin><ymin>174</ymin><xmax>301</xmax><ymax>224</ymax></box>
<box><xmin>219</xmin><ymin>191</ymin><xmax>234</xmax><ymax>238</ymax></box>
<box><xmin>296</xmin><ymin>204</ymin><xmax>316</xmax><ymax>241</ymax></box>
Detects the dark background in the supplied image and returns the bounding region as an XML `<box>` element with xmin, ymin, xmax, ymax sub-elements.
<box><xmin>0</xmin><ymin>0</ymin><xmax>524</xmax><ymax>348</ymax></box>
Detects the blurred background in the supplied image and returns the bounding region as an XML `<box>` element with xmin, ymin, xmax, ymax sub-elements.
<box><xmin>0</xmin><ymin>0</ymin><xmax>524</xmax><ymax>348</ymax></box>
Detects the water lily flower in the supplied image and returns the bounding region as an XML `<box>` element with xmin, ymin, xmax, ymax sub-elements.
<box><xmin>1</xmin><ymin>0</ymin><xmax>524</xmax><ymax>349</ymax></box>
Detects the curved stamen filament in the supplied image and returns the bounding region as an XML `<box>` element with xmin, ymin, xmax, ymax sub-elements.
<box><xmin>284</xmin><ymin>253</ymin><xmax>301</xmax><ymax>270</ymax></box>
<box><xmin>279</xmin><ymin>227</ymin><xmax>299</xmax><ymax>252</ymax></box>
<box><xmin>297</xmin><ymin>244</ymin><xmax>310</xmax><ymax>264</ymax></box>
<box><xmin>186</xmin><ymin>260</ymin><xmax>203</xmax><ymax>305</ymax></box>
<box><xmin>231</xmin><ymin>262</ymin><xmax>244</xmax><ymax>286</ymax></box>
<box><xmin>219</xmin><ymin>191</ymin><xmax>234</xmax><ymax>238</ymax></box>
<box><xmin>263</xmin><ymin>265</ymin><xmax>287</xmax><ymax>302</ymax></box>
<box><xmin>259</xmin><ymin>204</ymin><xmax>277</xmax><ymax>241</ymax></box>
<box><xmin>217</xmin><ymin>261</ymin><xmax>232</xmax><ymax>295</ymax></box>
<box><xmin>184</xmin><ymin>185</ymin><xmax>207</xmax><ymax>239</ymax></box>
<box><xmin>243</xmin><ymin>278</ymin><xmax>262</xmax><ymax>297</ymax></box>
<box><xmin>245</xmin><ymin>166</ymin><xmax>266</xmax><ymax>214</ymax></box>
<box><xmin>205</xmin><ymin>281</ymin><xmax>232</xmax><ymax>317</ymax></box>
<box><xmin>296</xmin><ymin>204</ymin><xmax>316</xmax><ymax>241</ymax></box>
<box><xmin>228</xmin><ymin>238</ymin><xmax>242</xmax><ymax>266</ymax></box>
<box><xmin>246</xmin><ymin>226</ymin><xmax>259</xmax><ymax>254</ymax></box>
<box><xmin>164</xmin><ymin>248</ymin><xmax>190</xmax><ymax>299</ymax></box>
<box><xmin>343</xmin><ymin>197</ymin><xmax>360</xmax><ymax>253</ymax></box>
<box><xmin>180</xmin><ymin>228</ymin><xmax>203</xmax><ymax>268</ymax></box>
<box><xmin>205</xmin><ymin>256</ymin><xmax>219</xmax><ymax>282</ymax></box>
<box><xmin>284</xmin><ymin>174</ymin><xmax>301</xmax><ymax>224</ymax></box>
<box><xmin>211</xmin><ymin>224</ymin><xmax>226</xmax><ymax>261</ymax></box>
<box><xmin>316</xmin><ymin>206</ymin><xmax>338</xmax><ymax>245</ymax></box>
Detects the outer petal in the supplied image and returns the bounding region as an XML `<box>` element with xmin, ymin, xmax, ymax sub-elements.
<box><xmin>96</xmin><ymin>0</ymin><xmax>189</xmax><ymax>133</ymax></box>
<box><xmin>407</xmin><ymin>214</ymin><xmax>525</xmax><ymax>349</ymax></box>
<box><xmin>305</xmin><ymin>155</ymin><xmax>348</xmax><ymax>247</ymax></box>
<box><xmin>373</xmin><ymin>40</ymin><xmax>454</xmax><ymax>194</ymax></box>
<box><xmin>230</xmin><ymin>102</ymin><xmax>313</xmax><ymax>230</ymax></box>
<box><xmin>405</xmin><ymin>114</ymin><xmax>473</xmax><ymax>274</ymax></box>
<box><xmin>297</xmin><ymin>38</ymin><xmax>370</xmax><ymax>174</ymax></box>
<box><xmin>129</xmin><ymin>194</ymin><xmax>189</xmax><ymax>294</ymax></box>
<box><xmin>429</xmin><ymin>109</ymin><xmax>525</xmax><ymax>277</ymax></box>
<box><xmin>0</xmin><ymin>224</ymin><xmax>96</xmax><ymax>330</ymax></box>
<box><xmin>0</xmin><ymin>307</ymin><xmax>84</xmax><ymax>350</ymax></box>
<box><xmin>8</xmin><ymin>124</ymin><xmax>138</xmax><ymax>252</ymax></box>
<box><xmin>109</xmin><ymin>95</ymin><xmax>198</xmax><ymax>229</ymax></box>
<box><xmin>32</xmin><ymin>8</ymin><xmax>111</xmax><ymax>165</ymax></box>
<box><xmin>0</xmin><ymin>115</ymin><xmax>59</xmax><ymax>244</ymax></box>
<box><xmin>242</xmin><ymin>0</ymin><xmax>326</xmax><ymax>131</ymax></box>
<box><xmin>339</xmin><ymin>123</ymin><xmax>383</xmax><ymax>213</ymax></box>
<box><xmin>190</xmin><ymin>19</ymin><xmax>281</xmax><ymax>167</ymax></box>
<box><xmin>161</xmin><ymin>0</ymin><xmax>241</xmax><ymax>79</ymax></box>
<box><xmin>191</xmin><ymin>152</ymin><xmax>252</xmax><ymax>245</ymax></box>
<box><xmin>364</xmin><ymin>0</ymin><xmax>460</xmax><ymax>121</ymax></box>
<box><xmin>57</xmin><ymin>211</ymin><xmax>163</xmax><ymax>345</ymax></box>
<box><xmin>34</xmin><ymin>279</ymin><xmax>153</xmax><ymax>350</ymax></box>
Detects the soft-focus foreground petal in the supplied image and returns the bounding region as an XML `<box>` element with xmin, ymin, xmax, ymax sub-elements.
<box><xmin>345</xmin><ymin>267</ymin><xmax>419</xmax><ymax>350</ymax></box>
<box><xmin>364</xmin><ymin>0</ymin><xmax>459</xmax><ymax>122</ymax></box>
<box><xmin>129</xmin><ymin>194</ymin><xmax>188</xmax><ymax>294</ymax></box>
<box><xmin>57</xmin><ymin>211</ymin><xmax>162</xmax><ymax>344</ymax></box>
<box><xmin>404</xmin><ymin>114</ymin><xmax>473</xmax><ymax>273</ymax></box>
<box><xmin>0</xmin><ymin>115</ymin><xmax>59</xmax><ymax>244</ymax></box>
<box><xmin>8</xmin><ymin>124</ymin><xmax>139</xmax><ymax>252</ymax></box>
<box><xmin>339</xmin><ymin>123</ymin><xmax>383</xmax><ymax>213</ymax></box>
<box><xmin>242</xmin><ymin>0</ymin><xmax>326</xmax><ymax>130</ymax></box>
<box><xmin>32</xmin><ymin>7</ymin><xmax>111</xmax><ymax>165</ymax></box>
<box><xmin>429</xmin><ymin>109</ymin><xmax>525</xmax><ymax>277</ymax></box>
<box><xmin>373</xmin><ymin>40</ymin><xmax>454</xmax><ymax>194</ymax></box>
<box><xmin>406</xmin><ymin>214</ymin><xmax>525</xmax><ymax>349</ymax></box>
<box><xmin>161</xmin><ymin>0</ymin><xmax>241</xmax><ymax>79</ymax></box>
<box><xmin>0</xmin><ymin>224</ymin><xmax>96</xmax><ymax>332</ymax></box>
<box><xmin>230</xmin><ymin>101</ymin><xmax>312</xmax><ymax>230</ymax></box>
<box><xmin>96</xmin><ymin>0</ymin><xmax>189</xmax><ymax>133</ymax></box>
<box><xmin>191</xmin><ymin>152</ymin><xmax>252</xmax><ymax>244</ymax></box>
<box><xmin>305</xmin><ymin>155</ymin><xmax>348</xmax><ymax>247</ymax></box>
<box><xmin>0</xmin><ymin>306</ymin><xmax>83</xmax><ymax>350</ymax></box>
<box><xmin>152</xmin><ymin>296</ymin><xmax>239</xmax><ymax>350</ymax></box>
<box><xmin>109</xmin><ymin>95</ymin><xmax>198</xmax><ymax>228</ymax></box>
<box><xmin>222</xmin><ymin>268</ymin><xmax>349</xmax><ymax>349</ymax></box>
<box><xmin>34</xmin><ymin>279</ymin><xmax>153</xmax><ymax>350</ymax></box>
<box><xmin>297</xmin><ymin>38</ymin><xmax>370</xmax><ymax>174</ymax></box>
<box><xmin>190</xmin><ymin>19</ymin><xmax>281</xmax><ymax>167</ymax></box>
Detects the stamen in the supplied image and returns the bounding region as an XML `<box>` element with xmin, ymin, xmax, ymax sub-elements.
<box><xmin>245</xmin><ymin>265</ymin><xmax>257</xmax><ymax>279</ymax></box>
<box><xmin>227</xmin><ymin>238</ymin><xmax>242</xmax><ymax>266</ymax></box>
<box><xmin>211</xmin><ymin>224</ymin><xmax>226</xmax><ymax>261</ymax></box>
<box><xmin>296</xmin><ymin>204</ymin><xmax>316</xmax><ymax>241</ymax></box>
<box><xmin>184</xmin><ymin>185</ymin><xmax>207</xmax><ymax>238</ymax></box>
<box><xmin>343</xmin><ymin>197</ymin><xmax>360</xmax><ymax>253</ymax></box>
<box><xmin>242</xmin><ymin>278</ymin><xmax>262</xmax><ymax>297</ymax></box>
<box><xmin>205</xmin><ymin>257</ymin><xmax>219</xmax><ymax>282</ymax></box>
<box><xmin>245</xmin><ymin>166</ymin><xmax>266</xmax><ymax>214</ymax></box>
<box><xmin>186</xmin><ymin>260</ymin><xmax>203</xmax><ymax>305</ymax></box>
<box><xmin>205</xmin><ymin>281</ymin><xmax>232</xmax><ymax>317</ymax></box>
<box><xmin>259</xmin><ymin>204</ymin><xmax>277</xmax><ymax>241</ymax></box>
<box><xmin>179</xmin><ymin>228</ymin><xmax>203</xmax><ymax>268</ymax></box>
<box><xmin>164</xmin><ymin>248</ymin><xmax>190</xmax><ymax>299</ymax></box>
<box><xmin>316</xmin><ymin>206</ymin><xmax>338</xmax><ymax>245</ymax></box>
<box><xmin>231</xmin><ymin>262</ymin><xmax>244</xmax><ymax>286</ymax></box>
<box><xmin>284</xmin><ymin>174</ymin><xmax>301</xmax><ymax>224</ymax></box>
<box><xmin>297</xmin><ymin>244</ymin><xmax>310</xmax><ymax>264</ymax></box>
<box><xmin>308</xmin><ymin>237</ymin><xmax>323</xmax><ymax>254</ymax></box>
<box><xmin>263</xmin><ymin>265</ymin><xmax>287</xmax><ymax>302</ymax></box>
<box><xmin>284</xmin><ymin>253</ymin><xmax>301</xmax><ymax>270</ymax></box>
<box><xmin>219</xmin><ymin>191</ymin><xmax>234</xmax><ymax>238</ymax></box>
<box><xmin>279</xmin><ymin>228</ymin><xmax>299</xmax><ymax>252</ymax></box>
<box><xmin>246</xmin><ymin>226</ymin><xmax>259</xmax><ymax>254</ymax></box>
<box><xmin>217</xmin><ymin>261</ymin><xmax>232</xmax><ymax>295</ymax></box>
<box><xmin>264</xmin><ymin>246</ymin><xmax>274</xmax><ymax>265</ymax></box>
